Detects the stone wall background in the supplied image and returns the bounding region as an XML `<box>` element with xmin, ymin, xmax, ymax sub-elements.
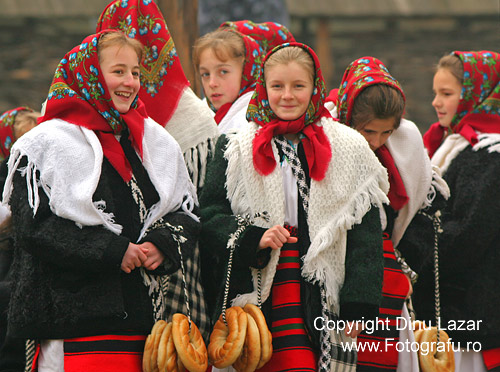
<box><xmin>0</xmin><ymin>14</ymin><xmax>498</xmax><ymax>133</ymax></box>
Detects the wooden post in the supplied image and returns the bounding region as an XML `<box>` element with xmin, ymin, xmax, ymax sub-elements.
<box><xmin>157</xmin><ymin>0</ymin><xmax>200</xmax><ymax>96</ymax></box>
<box><xmin>315</xmin><ymin>17</ymin><xmax>333</xmax><ymax>90</ymax></box>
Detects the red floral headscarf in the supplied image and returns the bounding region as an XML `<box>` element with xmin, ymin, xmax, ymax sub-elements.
<box><xmin>38</xmin><ymin>30</ymin><xmax>148</xmax><ymax>182</ymax></box>
<box><xmin>328</xmin><ymin>56</ymin><xmax>405</xmax><ymax>126</ymax></box>
<box><xmin>247</xmin><ymin>42</ymin><xmax>332</xmax><ymax>181</ymax></box>
<box><xmin>423</xmin><ymin>50</ymin><xmax>500</xmax><ymax>157</ymax></box>
<box><xmin>211</xmin><ymin>29</ymin><xmax>264</xmax><ymax>122</ymax></box>
<box><xmin>0</xmin><ymin>106</ymin><xmax>34</xmax><ymax>161</ymax></box>
<box><xmin>328</xmin><ymin>57</ymin><xmax>408</xmax><ymax>210</ymax></box>
<box><xmin>96</xmin><ymin>0</ymin><xmax>189</xmax><ymax>127</ymax></box>
<box><xmin>220</xmin><ymin>20</ymin><xmax>296</xmax><ymax>53</ymax></box>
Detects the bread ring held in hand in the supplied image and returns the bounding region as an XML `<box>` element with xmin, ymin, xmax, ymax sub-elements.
<box><xmin>143</xmin><ymin>333</ymin><xmax>154</xmax><ymax>372</ymax></box>
<box><xmin>208</xmin><ymin>306</ymin><xmax>248</xmax><ymax>368</ymax></box>
<box><xmin>146</xmin><ymin>320</ymin><xmax>168</xmax><ymax>372</ymax></box>
<box><xmin>243</xmin><ymin>304</ymin><xmax>273</xmax><ymax>369</ymax></box>
<box><xmin>416</xmin><ymin>327</ymin><xmax>455</xmax><ymax>372</ymax></box>
<box><xmin>157</xmin><ymin>322</ymin><xmax>186</xmax><ymax>372</ymax></box>
<box><xmin>171</xmin><ymin>313</ymin><xmax>208</xmax><ymax>372</ymax></box>
<box><xmin>233</xmin><ymin>311</ymin><xmax>261</xmax><ymax>372</ymax></box>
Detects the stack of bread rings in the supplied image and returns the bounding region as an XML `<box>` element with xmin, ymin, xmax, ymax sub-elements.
<box><xmin>143</xmin><ymin>314</ymin><xmax>208</xmax><ymax>372</ymax></box>
<box><xmin>208</xmin><ymin>304</ymin><xmax>273</xmax><ymax>372</ymax></box>
<box><xmin>413</xmin><ymin>321</ymin><xmax>455</xmax><ymax>372</ymax></box>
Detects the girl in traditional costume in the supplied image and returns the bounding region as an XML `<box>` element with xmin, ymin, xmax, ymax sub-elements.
<box><xmin>200</xmin><ymin>43</ymin><xmax>389</xmax><ymax>372</ymax></box>
<box><xmin>419</xmin><ymin>50</ymin><xmax>500</xmax><ymax>372</ymax></box>
<box><xmin>326</xmin><ymin>56</ymin><xmax>449</xmax><ymax>371</ymax></box>
<box><xmin>2</xmin><ymin>30</ymin><xmax>207</xmax><ymax>372</ymax></box>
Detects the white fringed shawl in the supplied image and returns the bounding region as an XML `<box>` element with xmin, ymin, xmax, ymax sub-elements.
<box><xmin>217</xmin><ymin>91</ymin><xmax>254</xmax><ymax>135</ymax></box>
<box><xmin>325</xmin><ymin>103</ymin><xmax>450</xmax><ymax>247</ymax></box>
<box><xmin>431</xmin><ymin>132</ymin><xmax>500</xmax><ymax>174</ymax></box>
<box><xmin>227</xmin><ymin>118</ymin><xmax>389</xmax><ymax>314</ymax></box>
<box><xmin>165</xmin><ymin>87</ymin><xmax>219</xmax><ymax>190</ymax></box>
<box><xmin>385</xmin><ymin>119</ymin><xmax>450</xmax><ymax>246</ymax></box>
<box><xmin>2</xmin><ymin>117</ymin><xmax>198</xmax><ymax>240</ymax></box>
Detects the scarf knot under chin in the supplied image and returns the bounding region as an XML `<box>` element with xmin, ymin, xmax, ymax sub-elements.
<box><xmin>252</xmin><ymin>114</ymin><xmax>332</xmax><ymax>181</ymax></box>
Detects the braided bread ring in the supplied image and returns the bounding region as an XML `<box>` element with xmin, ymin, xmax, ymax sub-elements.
<box><xmin>171</xmin><ymin>313</ymin><xmax>208</xmax><ymax>372</ymax></box>
<box><xmin>151</xmin><ymin>320</ymin><xmax>168</xmax><ymax>372</ymax></box>
<box><xmin>243</xmin><ymin>304</ymin><xmax>273</xmax><ymax>369</ymax></box>
<box><xmin>233</xmin><ymin>310</ymin><xmax>261</xmax><ymax>372</ymax></box>
<box><xmin>208</xmin><ymin>306</ymin><xmax>248</xmax><ymax>368</ymax></box>
<box><xmin>144</xmin><ymin>320</ymin><xmax>167</xmax><ymax>372</ymax></box>
<box><xmin>157</xmin><ymin>322</ymin><xmax>185</xmax><ymax>372</ymax></box>
<box><xmin>143</xmin><ymin>333</ymin><xmax>154</xmax><ymax>372</ymax></box>
<box><xmin>416</xmin><ymin>327</ymin><xmax>455</xmax><ymax>372</ymax></box>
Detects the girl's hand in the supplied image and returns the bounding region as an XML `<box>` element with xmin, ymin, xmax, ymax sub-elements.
<box><xmin>345</xmin><ymin>321</ymin><xmax>364</xmax><ymax>338</ymax></box>
<box><xmin>121</xmin><ymin>242</ymin><xmax>148</xmax><ymax>273</ymax></box>
<box><xmin>140</xmin><ymin>241</ymin><xmax>165</xmax><ymax>271</ymax></box>
<box><xmin>258</xmin><ymin>225</ymin><xmax>298</xmax><ymax>250</ymax></box>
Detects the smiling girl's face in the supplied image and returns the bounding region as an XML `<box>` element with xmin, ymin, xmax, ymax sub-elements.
<box><xmin>265</xmin><ymin>61</ymin><xmax>314</xmax><ymax>121</ymax></box>
<box><xmin>100</xmin><ymin>44</ymin><xmax>141</xmax><ymax>114</ymax></box>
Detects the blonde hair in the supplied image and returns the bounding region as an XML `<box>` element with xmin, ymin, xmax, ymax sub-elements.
<box><xmin>436</xmin><ymin>54</ymin><xmax>463</xmax><ymax>85</ymax></box>
<box><xmin>264</xmin><ymin>46</ymin><xmax>315</xmax><ymax>82</ymax></box>
<box><xmin>192</xmin><ymin>29</ymin><xmax>245</xmax><ymax>72</ymax></box>
<box><xmin>97</xmin><ymin>31</ymin><xmax>144</xmax><ymax>64</ymax></box>
<box><xmin>13</xmin><ymin>110</ymin><xmax>40</xmax><ymax>140</ymax></box>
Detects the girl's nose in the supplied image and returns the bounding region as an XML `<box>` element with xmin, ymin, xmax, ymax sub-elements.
<box><xmin>283</xmin><ymin>87</ymin><xmax>293</xmax><ymax>99</ymax></box>
<box><xmin>370</xmin><ymin>135</ymin><xmax>383</xmax><ymax>151</ymax></box>
<box><xmin>432</xmin><ymin>95</ymin><xmax>440</xmax><ymax>108</ymax></box>
<box><xmin>123</xmin><ymin>72</ymin><xmax>135</xmax><ymax>86</ymax></box>
<box><xmin>208</xmin><ymin>76</ymin><xmax>218</xmax><ymax>88</ymax></box>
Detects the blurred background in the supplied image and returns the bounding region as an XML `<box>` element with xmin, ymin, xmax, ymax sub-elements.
<box><xmin>0</xmin><ymin>0</ymin><xmax>498</xmax><ymax>132</ymax></box>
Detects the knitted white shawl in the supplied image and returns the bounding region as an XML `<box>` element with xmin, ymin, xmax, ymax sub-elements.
<box><xmin>2</xmin><ymin>117</ymin><xmax>198</xmax><ymax>240</ymax></box>
<box><xmin>227</xmin><ymin>118</ymin><xmax>389</xmax><ymax>314</ymax></box>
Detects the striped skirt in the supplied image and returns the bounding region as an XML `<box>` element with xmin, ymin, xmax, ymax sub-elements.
<box><xmin>356</xmin><ymin>236</ymin><xmax>410</xmax><ymax>371</ymax></box>
<box><xmin>257</xmin><ymin>234</ymin><xmax>317</xmax><ymax>372</ymax></box>
<box><xmin>33</xmin><ymin>333</ymin><xmax>146</xmax><ymax>372</ymax></box>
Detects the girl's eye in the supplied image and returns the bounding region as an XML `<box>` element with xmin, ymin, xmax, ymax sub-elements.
<box><xmin>114</xmin><ymin>69</ymin><xmax>124</xmax><ymax>75</ymax></box>
<box><xmin>200</xmin><ymin>72</ymin><xmax>209</xmax><ymax>78</ymax></box>
<box><xmin>132</xmin><ymin>71</ymin><xmax>140</xmax><ymax>77</ymax></box>
<box><xmin>220</xmin><ymin>69</ymin><xmax>228</xmax><ymax>75</ymax></box>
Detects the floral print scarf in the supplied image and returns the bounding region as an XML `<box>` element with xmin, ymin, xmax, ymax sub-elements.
<box><xmin>424</xmin><ymin>50</ymin><xmax>500</xmax><ymax>157</ymax></box>
<box><xmin>97</xmin><ymin>0</ymin><xmax>189</xmax><ymax>127</ymax></box>
<box><xmin>329</xmin><ymin>56</ymin><xmax>408</xmax><ymax>210</ymax></box>
<box><xmin>0</xmin><ymin>107</ymin><xmax>35</xmax><ymax>161</ymax></box>
<box><xmin>220</xmin><ymin>19</ymin><xmax>295</xmax><ymax>53</ymax></box>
